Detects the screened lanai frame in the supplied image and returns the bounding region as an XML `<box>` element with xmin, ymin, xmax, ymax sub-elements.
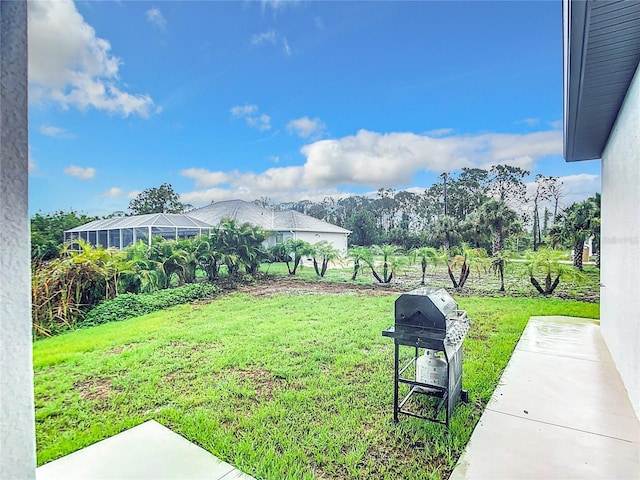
<box><xmin>64</xmin><ymin>213</ymin><xmax>213</xmax><ymax>250</ymax></box>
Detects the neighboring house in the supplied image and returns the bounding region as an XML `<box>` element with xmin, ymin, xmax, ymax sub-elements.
<box><xmin>564</xmin><ymin>0</ymin><xmax>640</xmax><ymax>417</ymax></box>
<box><xmin>188</xmin><ymin>199</ymin><xmax>351</xmax><ymax>256</ymax></box>
<box><xmin>64</xmin><ymin>213</ymin><xmax>211</xmax><ymax>249</ymax></box>
<box><xmin>63</xmin><ymin>200</ymin><xmax>351</xmax><ymax>256</ymax></box>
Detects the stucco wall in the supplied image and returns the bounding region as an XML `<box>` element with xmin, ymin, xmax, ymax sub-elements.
<box><xmin>601</xmin><ymin>62</ymin><xmax>640</xmax><ymax>419</ymax></box>
<box><xmin>0</xmin><ymin>1</ymin><xmax>36</xmax><ymax>477</ymax></box>
<box><xmin>264</xmin><ymin>231</ymin><xmax>348</xmax><ymax>257</ymax></box>
<box><xmin>265</xmin><ymin>231</ymin><xmax>292</xmax><ymax>249</ymax></box>
<box><xmin>293</xmin><ymin>231</ymin><xmax>349</xmax><ymax>257</ymax></box>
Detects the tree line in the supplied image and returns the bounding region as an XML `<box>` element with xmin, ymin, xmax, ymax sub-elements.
<box><xmin>253</xmin><ymin>165</ymin><xmax>599</xmax><ymax>269</ymax></box>
<box><xmin>31</xmin><ymin>164</ymin><xmax>601</xmax><ymax>271</ymax></box>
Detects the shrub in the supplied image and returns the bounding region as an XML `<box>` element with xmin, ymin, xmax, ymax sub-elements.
<box><xmin>80</xmin><ymin>283</ymin><xmax>218</xmax><ymax>328</ymax></box>
<box><xmin>31</xmin><ymin>241</ymin><xmax>130</xmax><ymax>336</ymax></box>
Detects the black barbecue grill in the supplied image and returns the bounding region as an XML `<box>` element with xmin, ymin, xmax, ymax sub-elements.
<box><xmin>382</xmin><ymin>287</ymin><xmax>470</xmax><ymax>427</ymax></box>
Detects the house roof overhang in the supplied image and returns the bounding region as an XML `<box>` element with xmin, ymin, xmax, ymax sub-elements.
<box><xmin>563</xmin><ymin>0</ymin><xmax>640</xmax><ymax>162</ymax></box>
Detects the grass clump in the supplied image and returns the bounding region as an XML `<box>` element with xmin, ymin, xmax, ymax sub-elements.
<box><xmin>79</xmin><ymin>283</ymin><xmax>218</xmax><ymax>328</ymax></box>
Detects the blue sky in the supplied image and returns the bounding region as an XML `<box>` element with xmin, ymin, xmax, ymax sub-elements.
<box><xmin>28</xmin><ymin>0</ymin><xmax>600</xmax><ymax>217</ymax></box>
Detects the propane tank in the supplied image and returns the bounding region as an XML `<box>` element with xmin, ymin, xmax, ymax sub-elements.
<box><xmin>416</xmin><ymin>349</ymin><xmax>447</xmax><ymax>392</ymax></box>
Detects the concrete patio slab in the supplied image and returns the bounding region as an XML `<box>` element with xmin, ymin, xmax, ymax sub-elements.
<box><xmin>36</xmin><ymin>420</ymin><xmax>255</xmax><ymax>480</ymax></box>
<box><xmin>516</xmin><ymin>316</ymin><xmax>607</xmax><ymax>362</ymax></box>
<box><xmin>488</xmin><ymin>349</ymin><xmax>638</xmax><ymax>442</ymax></box>
<box><xmin>451</xmin><ymin>409</ymin><xmax>639</xmax><ymax>480</ymax></box>
<box><xmin>450</xmin><ymin>316</ymin><xmax>640</xmax><ymax>480</ymax></box>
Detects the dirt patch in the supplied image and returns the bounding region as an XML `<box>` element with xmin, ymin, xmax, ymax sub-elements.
<box><xmin>106</xmin><ymin>344</ymin><xmax>136</xmax><ymax>356</ymax></box>
<box><xmin>193</xmin><ymin>267</ymin><xmax>598</xmax><ymax>304</ymax></box>
<box><xmin>230</xmin><ymin>366</ymin><xmax>283</xmax><ymax>402</ymax></box>
<box><xmin>344</xmin><ymin>363</ymin><xmax>379</xmax><ymax>385</ymax></box>
<box><xmin>235</xmin><ymin>277</ymin><xmax>404</xmax><ymax>298</ymax></box>
<box><xmin>151</xmin><ymin>342</ymin><xmax>221</xmax><ymax>377</ymax></box>
<box><xmin>163</xmin><ymin>371</ymin><xmax>182</xmax><ymax>383</ymax></box>
<box><xmin>74</xmin><ymin>378</ymin><xmax>120</xmax><ymax>401</ymax></box>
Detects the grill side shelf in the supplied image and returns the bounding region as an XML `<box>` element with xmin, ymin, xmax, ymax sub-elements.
<box><xmin>382</xmin><ymin>326</ymin><xmax>448</xmax><ymax>351</ymax></box>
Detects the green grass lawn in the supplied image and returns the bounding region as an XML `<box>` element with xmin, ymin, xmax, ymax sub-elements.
<box><xmin>34</xmin><ymin>292</ymin><xmax>599</xmax><ymax>479</ymax></box>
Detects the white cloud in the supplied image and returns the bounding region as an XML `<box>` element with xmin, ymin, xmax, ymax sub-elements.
<box><xmin>64</xmin><ymin>165</ymin><xmax>96</xmax><ymax>179</ymax></box>
<box><xmin>98</xmin><ymin>187</ymin><xmax>124</xmax><ymax>197</ymax></box>
<box><xmin>425</xmin><ymin>128</ymin><xmax>453</xmax><ymax>137</ymax></box>
<box><xmin>28</xmin><ymin>0</ymin><xmax>156</xmax><ymax>117</ymax></box>
<box><xmin>283</xmin><ymin>38</ymin><xmax>291</xmax><ymax>56</ymax></box>
<box><xmin>557</xmin><ymin>173</ymin><xmax>600</xmax><ymax>206</ymax></box>
<box><xmin>180</xmin><ymin>129</ymin><xmax>564</xmax><ymax>204</ymax></box>
<box><xmin>181</xmin><ymin>168</ymin><xmax>232</xmax><ymax>188</ymax></box>
<box><xmin>230</xmin><ymin>104</ymin><xmax>258</xmax><ymax>117</ymax></box>
<box><xmin>253</xmin><ymin>114</ymin><xmax>272</xmax><ymax>131</ymax></box>
<box><xmin>251</xmin><ymin>30</ymin><xmax>278</xmax><ymax>46</ymax></box>
<box><xmin>298</xmin><ymin>129</ymin><xmax>563</xmax><ymax>188</ymax></box>
<box><xmin>261</xmin><ymin>0</ymin><xmax>299</xmax><ymax>12</ymax></box>
<box><xmin>286</xmin><ymin>116</ymin><xmax>327</xmax><ymax>139</ymax></box>
<box><xmin>250</xmin><ymin>29</ymin><xmax>291</xmax><ymax>56</ymax></box>
<box><xmin>549</xmin><ymin>119</ymin><xmax>563</xmax><ymax>130</ymax></box>
<box><xmin>517</xmin><ymin>117</ymin><xmax>540</xmax><ymax>127</ymax></box>
<box><xmin>230</xmin><ymin>104</ymin><xmax>271</xmax><ymax>131</ymax></box>
<box><xmin>127</xmin><ymin>190</ymin><xmax>142</xmax><ymax>199</ymax></box>
<box><xmin>145</xmin><ymin>7</ymin><xmax>166</xmax><ymax>29</ymax></box>
<box><xmin>40</xmin><ymin>124</ymin><xmax>75</xmax><ymax>139</ymax></box>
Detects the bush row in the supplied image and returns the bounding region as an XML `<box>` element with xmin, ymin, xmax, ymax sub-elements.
<box><xmin>79</xmin><ymin>283</ymin><xmax>218</xmax><ymax>328</ymax></box>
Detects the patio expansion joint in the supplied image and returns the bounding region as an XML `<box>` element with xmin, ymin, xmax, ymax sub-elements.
<box><xmin>484</xmin><ymin>408</ymin><xmax>638</xmax><ymax>444</ymax></box>
<box><xmin>515</xmin><ymin>347</ymin><xmax>609</xmax><ymax>364</ymax></box>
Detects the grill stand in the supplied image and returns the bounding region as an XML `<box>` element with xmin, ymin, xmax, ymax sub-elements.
<box><xmin>383</xmin><ymin>327</ymin><xmax>468</xmax><ymax>429</ymax></box>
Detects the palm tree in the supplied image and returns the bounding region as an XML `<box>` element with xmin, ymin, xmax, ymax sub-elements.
<box><xmin>176</xmin><ymin>238</ymin><xmax>200</xmax><ymax>284</ymax></box>
<box><xmin>310</xmin><ymin>241</ymin><xmax>341</xmax><ymax>278</ymax></box>
<box><xmin>189</xmin><ymin>235</ymin><xmax>220</xmax><ymax>282</ymax></box>
<box><xmin>525</xmin><ymin>248</ymin><xmax>584</xmax><ymax>295</ymax></box>
<box><xmin>123</xmin><ymin>240</ymin><xmax>165</xmax><ymax>293</ymax></box>
<box><xmin>347</xmin><ymin>246</ymin><xmax>372</xmax><ymax>281</ymax></box>
<box><xmin>282</xmin><ymin>238</ymin><xmax>312</xmax><ymax>275</ymax></box>
<box><xmin>210</xmin><ymin>220</ymin><xmax>267</xmax><ymax>278</ymax></box>
<box><xmin>269</xmin><ymin>242</ymin><xmax>288</xmax><ymax>263</ymax></box>
<box><xmin>147</xmin><ymin>238</ymin><xmax>188</xmax><ymax>287</ymax></box>
<box><xmin>490</xmin><ymin>250</ymin><xmax>511</xmax><ymax>292</ymax></box>
<box><xmin>440</xmin><ymin>244</ymin><xmax>487</xmax><ymax>290</ymax></box>
<box><xmin>370</xmin><ymin>244</ymin><xmax>403</xmax><ymax>283</ymax></box>
<box><xmin>547</xmin><ymin>222</ymin><xmax>567</xmax><ymax>251</ymax></box>
<box><xmin>410</xmin><ymin>246</ymin><xmax>439</xmax><ymax>285</ymax></box>
<box><xmin>555</xmin><ymin>197</ymin><xmax>599</xmax><ymax>270</ymax></box>
<box><xmin>477</xmin><ymin>199</ymin><xmax>521</xmax><ymax>255</ymax></box>
<box><xmin>460</xmin><ymin>211</ymin><xmax>491</xmax><ymax>250</ymax></box>
<box><xmin>215</xmin><ymin>220</ymin><xmax>243</xmax><ymax>277</ymax></box>
<box><xmin>236</xmin><ymin>223</ymin><xmax>269</xmax><ymax>276</ymax></box>
<box><xmin>428</xmin><ymin>215</ymin><xmax>459</xmax><ymax>252</ymax></box>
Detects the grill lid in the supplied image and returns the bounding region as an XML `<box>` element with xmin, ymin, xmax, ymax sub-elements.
<box><xmin>394</xmin><ymin>287</ymin><xmax>458</xmax><ymax>332</ymax></box>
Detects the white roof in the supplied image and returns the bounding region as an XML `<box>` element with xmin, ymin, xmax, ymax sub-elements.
<box><xmin>188</xmin><ymin>199</ymin><xmax>351</xmax><ymax>234</ymax></box>
<box><xmin>66</xmin><ymin>213</ymin><xmax>212</xmax><ymax>232</ymax></box>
